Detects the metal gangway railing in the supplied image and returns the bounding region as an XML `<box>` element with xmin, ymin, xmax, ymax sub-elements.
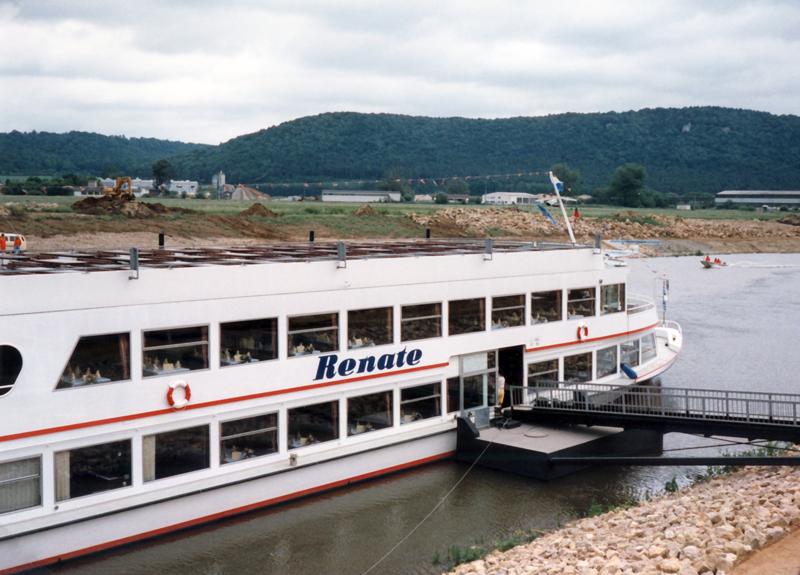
<box><xmin>508</xmin><ymin>382</ymin><xmax>800</xmax><ymax>442</ymax></box>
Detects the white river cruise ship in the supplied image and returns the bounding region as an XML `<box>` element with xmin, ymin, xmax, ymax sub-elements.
<box><xmin>0</xmin><ymin>238</ymin><xmax>681</xmax><ymax>573</ymax></box>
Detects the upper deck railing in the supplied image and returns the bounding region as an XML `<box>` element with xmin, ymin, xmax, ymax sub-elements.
<box><xmin>0</xmin><ymin>239</ymin><xmax>594</xmax><ymax>276</ymax></box>
<box><xmin>626</xmin><ymin>294</ymin><xmax>655</xmax><ymax>315</ymax></box>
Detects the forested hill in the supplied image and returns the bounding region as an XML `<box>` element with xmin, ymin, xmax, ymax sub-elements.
<box><xmin>167</xmin><ymin>107</ymin><xmax>800</xmax><ymax>195</ymax></box>
<box><xmin>0</xmin><ymin>131</ymin><xmax>208</xmax><ymax>177</ymax></box>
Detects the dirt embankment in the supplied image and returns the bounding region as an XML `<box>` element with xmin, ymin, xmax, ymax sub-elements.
<box><xmin>6</xmin><ymin>200</ymin><xmax>800</xmax><ymax>254</ymax></box>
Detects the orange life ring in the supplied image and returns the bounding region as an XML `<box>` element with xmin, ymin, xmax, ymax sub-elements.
<box><xmin>167</xmin><ymin>380</ymin><xmax>191</xmax><ymax>409</ymax></box>
<box><xmin>577</xmin><ymin>326</ymin><xmax>589</xmax><ymax>341</ymax></box>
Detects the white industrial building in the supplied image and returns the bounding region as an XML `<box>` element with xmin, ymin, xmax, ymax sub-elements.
<box><xmin>321</xmin><ymin>190</ymin><xmax>400</xmax><ymax>203</ymax></box>
<box><xmin>715</xmin><ymin>190</ymin><xmax>800</xmax><ymax>208</ymax></box>
<box><xmin>167</xmin><ymin>180</ymin><xmax>199</xmax><ymax>196</ymax></box>
<box><xmin>482</xmin><ymin>192</ymin><xmax>542</xmax><ymax>205</ymax></box>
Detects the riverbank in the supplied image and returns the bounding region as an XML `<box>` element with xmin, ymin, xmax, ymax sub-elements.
<box><xmin>440</xmin><ymin>464</ymin><xmax>800</xmax><ymax>575</ymax></box>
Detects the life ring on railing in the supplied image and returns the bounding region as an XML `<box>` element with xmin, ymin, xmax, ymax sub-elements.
<box><xmin>577</xmin><ymin>325</ymin><xmax>589</xmax><ymax>341</ymax></box>
<box><xmin>167</xmin><ymin>380</ymin><xmax>191</xmax><ymax>409</ymax></box>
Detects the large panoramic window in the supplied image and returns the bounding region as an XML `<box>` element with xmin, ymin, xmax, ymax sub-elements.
<box><xmin>220</xmin><ymin>318</ymin><xmax>278</xmax><ymax>366</ymax></box>
<box><xmin>143</xmin><ymin>326</ymin><xmax>208</xmax><ymax>377</ymax></box>
<box><xmin>348</xmin><ymin>391</ymin><xmax>393</xmax><ymax>435</ymax></box>
<box><xmin>55</xmin><ymin>440</ymin><xmax>131</xmax><ymax>501</ymax></box>
<box><xmin>621</xmin><ymin>340</ymin><xmax>640</xmax><ymax>367</ymax></box>
<box><xmin>0</xmin><ymin>345</ymin><xmax>22</xmax><ymax>397</ymax></box>
<box><xmin>401</xmin><ymin>303</ymin><xmax>441</xmax><ymax>342</ymax></box>
<box><xmin>57</xmin><ymin>333</ymin><xmax>130</xmax><ymax>389</ymax></box>
<box><xmin>288</xmin><ymin>313</ymin><xmax>338</xmax><ymax>356</ymax></box>
<box><xmin>641</xmin><ymin>333</ymin><xmax>657</xmax><ymax>363</ymax></box>
<box><xmin>528</xmin><ymin>359</ymin><xmax>559</xmax><ymax>387</ymax></box>
<box><xmin>448</xmin><ymin>298</ymin><xmax>485</xmax><ymax>335</ymax></box>
<box><xmin>348</xmin><ymin>307</ymin><xmax>393</xmax><ymax>348</ymax></box>
<box><xmin>600</xmin><ymin>284</ymin><xmax>626</xmax><ymax>315</ymax></box>
<box><xmin>220</xmin><ymin>413</ymin><xmax>278</xmax><ymax>464</ymax></box>
<box><xmin>564</xmin><ymin>352</ymin><xmax>592</xmax><ymax>382</ymax></box>
<box><xmin>288</xmin><ymin>401</ymin><xmax>339</xmax><ymax>448</ymax></box>
<box><xmin>144</xmin><ymin>425</ymin><xmax>210</xmax><ymax>482</ymax></box>
<box><xmin>531</xmin><ymin>290</ymin><xmax>562</xmax><ymax>323</ymax></box>
<box><xmin>0</xmin><ymin>457</ymin><xmax>41</xmax><ymax>514</ymax></box>
<box><xmin>491</xmin><ymin>295</ymin><xmax>525</xmax><ymax>329</ymax></box>
<box><xmin>567</xmin><ymin>288</ymin><xmax>596</xmax><ymax>318</ymax></box>
<box><xmin>400</xmin><ymin>382</ymin><xmax>441</xmax><ymax>423</ymax></box>
<box><xmin>596</xmin><ymin>346</ymin><xmax>618</xmax><ymax>379</ymax></box>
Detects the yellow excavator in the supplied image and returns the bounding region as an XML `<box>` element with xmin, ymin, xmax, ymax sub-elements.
<box><xmin>103</xmin><ymin>177</ymin><xmax>135</xmax><ymax>201</ymax></box>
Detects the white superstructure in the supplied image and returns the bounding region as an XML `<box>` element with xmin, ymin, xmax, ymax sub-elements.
<box><xmin>0</xmin><ymin>239</ymin><xmax>681</xmax><ymax>573</ymax></box>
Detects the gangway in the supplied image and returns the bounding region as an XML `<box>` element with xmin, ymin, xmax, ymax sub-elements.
<box><xmin>509</xmin><ymin>382</ymin><xmax>800</xmax><ymax>443</ymax></box>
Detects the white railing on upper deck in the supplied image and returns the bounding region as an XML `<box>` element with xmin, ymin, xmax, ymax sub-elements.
<box><xmin>627</xmin><ymin>294</ymin><xmax>655</xmax><ymax>315</ymax></box>
<box><xmin>661</xmin><ymin>320</ymin><xmax>682</xmax><ymax>335</ymax></box>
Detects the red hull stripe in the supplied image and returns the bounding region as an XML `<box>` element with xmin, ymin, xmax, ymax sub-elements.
<box><xmin>526</xmin><ymin>322</ymin><xmax>658</xmax><ymax>353</ymax></box>
<box><xmin>0</xmin><ymin>451</ymin><xmax>455</xmax><ymax>575</ymax></box>
<box><xmin>0</xmin><ymin>361</ymin><xmax>450</xmax><ymax>444</ymax></box>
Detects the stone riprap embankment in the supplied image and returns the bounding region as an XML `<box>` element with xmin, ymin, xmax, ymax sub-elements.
<box><xmin>442</xmin><ymin>466</ymin><xmax>800</xmax><ymax>575</ymax></box>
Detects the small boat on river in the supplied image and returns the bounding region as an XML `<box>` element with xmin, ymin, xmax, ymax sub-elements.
<box><xmin>701</xmin><ymin>256</ymin><xmax>728</xmax><ymax>268</ymax></box>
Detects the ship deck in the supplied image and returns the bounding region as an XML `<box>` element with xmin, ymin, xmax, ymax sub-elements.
<box><xmin>0</xmin><ymin>239</ymin><xmax>592</xmax><ymax>276</ymax></box>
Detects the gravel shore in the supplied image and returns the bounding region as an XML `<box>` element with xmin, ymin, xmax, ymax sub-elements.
<box><xmin>441</xmin><ymin>465</ymin><xmax>800</xmax><ymax>575</ymax></box>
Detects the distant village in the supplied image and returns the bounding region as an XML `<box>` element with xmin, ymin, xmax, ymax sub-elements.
<box><xmin>2</xmin><ymin>169</ymin><xmax>799</xmax><ymax>210</ymax></box>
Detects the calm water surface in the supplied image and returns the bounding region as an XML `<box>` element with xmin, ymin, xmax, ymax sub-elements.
<box><xmin>42</xmin><ymin>253</ymin><xmax>800</xmax><ymax>575</ymax></box>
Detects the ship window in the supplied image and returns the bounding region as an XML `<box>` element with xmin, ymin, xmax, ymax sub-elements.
<box><xmin>567</xmin><ymin>288</ymin><xmax>595</xmax><ymax>318</ymax></box>
<box><xmin>641</xmin><ymin>333</ymin><xmax>657</xmax><ymax>362</ymax></box>
<box><xmin>288</xmin><ymin>401</ymin><xmax>339</xmax><ymax>448</ymax></box>
<box><xmin>348</xmin><ymin>391</ymin><xmax>392</xmax><ymax>435</ymax></box>
<box><xmin>143</xmin><ymin>326</ymin><xmax>208</xmax><ymax>377</ymax></box>
<box><xmin>348</xmin><ymin>307</ymin><xmax>393</xmax><ymax>348</ymax></box>
<box><xmin>564</xmin><ymin>352</ymin><xmax>592</xmax><ymax>382</ymax></box>
<box><xmin>492</xmin><ymin>295</ymin><xmax>525</xmax><ymax>329</ymax></box>
<box><xmin>220</xmin><ymin>318</ymin><xmax>277</xmax><ymax>367</ymax></box>
<box><xmin>448</xmin><ymin>298</ymin><xmax>485</xmax><ymax>335</ymax></box>
<box><xmin>400</xmin><ymin>382</ymin><xmax>441</xmax><ymax>423</ymax></box>
<box><xmin>0</xmin><ymin>345</ymin><xmax>23</xmax><ymax>397</ymax></box>
<box><xmin>528</xmin><ymin>359</ymin><xmax>559</xmax><ymax>388</ymax></box>
<box><xmin>621</xmin><ymin>340</ymin><xmax>640</xmax><ymax>368</ymax></box>
<box><xmin>531</xmin><ymin>291</ymin><xmax>562</xmax><ymax>323</ymax></box>
<box><xmin>597</xmin><ymin>346</ymin><xmax>618</xmax><ymax>378</ymax></box>
<box><xmin>143</xmin><ymin>425</ymin><xmax>210</xmax><ymax>482</ymax></box>
<box><xmin>220</xmin><ymin>413</ymin><xmax>278</xmax><ymax>465</ymax></box>
<box><xmin>601</xmin><ymin>284</ymin><xmax>626</xmax><ymax>315</ymax></box>
<box><xmin>56</xmin><ymin>333</ymin><xmax>130</xmax><ymax>389</ymax></box>
<box><xmin>0</xmin><ymin>457</ymin><xmax>41</xmax><ymax>514</ymax></box>
<box><xmin>401</xmin><ymin>303</ymin><xmax>441</xmax><ymax>341</ymax></box>
<box><xmin>55</xmin><ymin>440</ymin><xmax>131</xmax><ymax>501</ymax></box>
<box><xmin>288</xmin><ymin>313</ymin><xmax>339</xmax><ymax>356</ymax></box>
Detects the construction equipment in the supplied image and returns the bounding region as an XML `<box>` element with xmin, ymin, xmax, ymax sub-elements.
<box><xmin>103</xmin><ymin>177</ymin><xmax>135</xmax><ymax>201</ymax></box>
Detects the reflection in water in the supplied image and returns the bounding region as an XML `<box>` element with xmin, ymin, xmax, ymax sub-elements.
<box><xmin>47</xmin><ymin>254</ymin><xmax>800</xmax><ymax>575</ymax></box>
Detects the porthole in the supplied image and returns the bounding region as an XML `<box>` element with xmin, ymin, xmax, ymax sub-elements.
<box><xmin>0</xmin><ymin>345</ymin><xmax>23</xmax><ymax>396</ymax></box>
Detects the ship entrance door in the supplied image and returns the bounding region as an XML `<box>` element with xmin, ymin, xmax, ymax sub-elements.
<box><xmin>498</xmin><ymin>345</ymin><xmax>525</xmax><ymax>408</ymax></box>
<box><xmin>456</xmin><ymin>350</ymin><xmax>498</xmax><ymax>428</ymax></box>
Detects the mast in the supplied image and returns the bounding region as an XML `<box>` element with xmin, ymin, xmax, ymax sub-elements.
<box><xmin>549</xmin><ymin>172</ymin><xmax>576</xmax><ymax>244</ymax></box>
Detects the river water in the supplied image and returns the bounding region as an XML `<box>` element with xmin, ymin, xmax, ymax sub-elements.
<box><xmin>44</xmin><ymin>253</ymin><xmax>800</xmax><ymax>575</ymax></box>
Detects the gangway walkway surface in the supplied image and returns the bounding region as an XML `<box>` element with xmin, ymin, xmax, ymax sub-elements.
<box><xmin>509</xmin><ymin>382</ymin><xmax>800</xmax><ymax>443</ymax></box>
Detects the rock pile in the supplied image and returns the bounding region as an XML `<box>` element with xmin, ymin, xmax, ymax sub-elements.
<box><xmin>442</xmin><ymin>466</ymin><xmax>800</xmax><ymax>575</ymax></box>
<box><xmin>405</xmin><ymin>208</ymin><xmax>800</xmax><ymax>242</ymax></box>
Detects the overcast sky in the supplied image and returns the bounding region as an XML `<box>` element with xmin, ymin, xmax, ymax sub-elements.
<box><xmin>1</xmin><ymin>0</ymin><xmax>799</xmax><ymax>145</ymax></box>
